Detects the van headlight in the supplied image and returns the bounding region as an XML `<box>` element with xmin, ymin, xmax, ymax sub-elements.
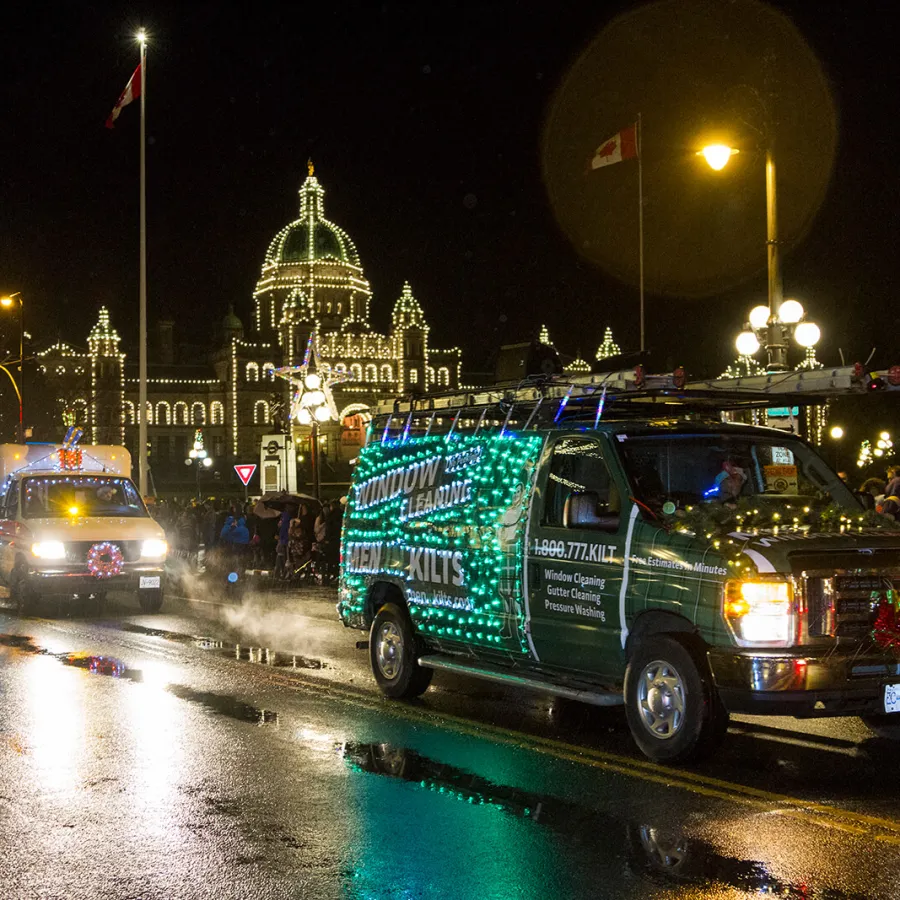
<box><xmin>724</xmin><ymin>579</ymin><xmax>795</xmax><ymax>647</ymax></box>
<box><xmin>141</xmin><ymin>539</ymin><xmax>168</xmax><ymax>559</ymax></box>
<box><xmin>32</xmin><ymin>541</ymin><xmax>67</xmax><ymax>560</ymax></box>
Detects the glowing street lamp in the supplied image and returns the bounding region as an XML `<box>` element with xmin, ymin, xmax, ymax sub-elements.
<box><xmin>829</xmin><ymin>424</ymin><xmax>844</xmax><ymax>471</ymax></box>
<box><xmin>275</xmin><ymin>331</ymin><xmax>343</xmax><ymax>501</ymax></box>
<box><xmin>699</xmin><ymin>144</ymin><xmax>739</xmax><ymax>171</ymax></box>
<box><xmin>732</xmin><ymin>296</ymin><xmax>820</xmax><ymax>370</ymax></box>
<box><xmin>185</xmin><ymin>430</ymin><xmax>212</xmax><ymax>500</ymax></box>
<box><xmin>700</xmin><ymin>138</ymin><xmax>798</xmax><ymax>372</ymax></box>
<box><xmin>735</xmin><ymin>330</ymin><xmax>760</xmax><ymax>357</ymax></box>
<box><xmin>0</xmin><ymin>292</ymin><xmax>24</xmax><ymax>442</ymax></box>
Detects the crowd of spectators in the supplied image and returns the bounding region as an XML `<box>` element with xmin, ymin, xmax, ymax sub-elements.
<box><xmin>149</xmin><ymin>495</ymin><xmax>344</xmax><ymax>584</ymax></box>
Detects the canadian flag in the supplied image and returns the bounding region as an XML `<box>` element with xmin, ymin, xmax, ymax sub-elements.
<box><xmin>590</xmin><ymin>124</ymin><xmax>638</xmax><ymax>169</ymax></box>
<box><xmin>105</xmin><ymin>64</ymin><xmax>142</xmax><ymax>129</ymax></box>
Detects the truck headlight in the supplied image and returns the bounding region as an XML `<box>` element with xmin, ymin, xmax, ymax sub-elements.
<box><xmin>724</xmin><ymin>579</ymin><xmax>795</xmax><ymax>647</ymax></box>
<box><xmin>32</xmin><ymin>541</ymin><xmax>66</xmax><ymax>560</ymax></box>
<box><xmin>141</xmin><ymin>539</ymin><xmax>168</xmax><ymax>559</ymax></box>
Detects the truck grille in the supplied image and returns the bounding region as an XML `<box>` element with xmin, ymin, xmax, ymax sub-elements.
<box><xmin>64</xmin><ymin>541</ymin><xmax>143</xmax><ymax>564</ymax></box>
<box><xmin>803</xmin><ymin>571</ymin><xmax>897</xmax><ymax>642</ymax></box>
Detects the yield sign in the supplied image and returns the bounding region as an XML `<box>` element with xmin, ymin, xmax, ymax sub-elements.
<box><xmin>234</xmin><ymin>464</ymin><xmax>257</xmax><ymax>486</ymax></box>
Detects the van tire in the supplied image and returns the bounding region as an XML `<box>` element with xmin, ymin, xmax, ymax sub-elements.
<box><xmin>624</xmin><ymin>635</ymin><xmax>724</xmax><ymax>764</ymax></box>
<box><xmin>138</xmin><ymin>588</ymin><xmax>164</xmax><ymax>613</ymax></box>
<box><xmin>861</xmin><ymin>714</ymin><xmax>900</xmax><ymax>740</ymax></box>
<box><xmin>10</xmin><ymin>566</ymin><xmax>37</xmax><ymax>616</ymax></box>
<box><xmin>370</xmin><ymin>602</ymin><xmax>433</xmax><ymax>699</ymax></box>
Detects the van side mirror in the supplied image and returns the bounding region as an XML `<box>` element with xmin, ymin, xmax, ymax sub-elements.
<box><xmin>563</xmin><ymin>491</ymin><xmax>620</xmax><ymax>532</ymax></box>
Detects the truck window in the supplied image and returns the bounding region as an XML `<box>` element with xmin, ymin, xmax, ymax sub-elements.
<box><xmin>22</xmin><ymin>476</ymin><xmax>147</xmax><ymax>519</ymax></box>
<box><xmin>543</xmin><ymin>438</ymin><xmax>617</xmax><ymax>527</ymax></box>
<box><xmin>618</xmin><ymin>433</ymin><xmax>858</xmax><ymax>513</ymax></box>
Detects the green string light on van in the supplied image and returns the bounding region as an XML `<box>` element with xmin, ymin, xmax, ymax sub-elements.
<box><xmin>340</xmin><ymin>431</ymin><xmax>543</xmax><ymax>653</ymax></box>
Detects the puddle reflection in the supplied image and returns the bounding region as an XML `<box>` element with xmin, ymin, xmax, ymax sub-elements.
<box><xmin>115</xmin><ymin>623</ymin><xmax>325</xmax><ymax>670</ymax></box>
<box><xmin>23</xmin><ymin>656</ymin><xmax>86</xmax><ymax>795</ymax></box>
<box><xmin>166</xmin><ymin>684</ymin><xmax>278</xmax><ymax>726</ymax></box>
<box><xmin>2</xmin><ymin>634</ymin><xmax>279</xmax><ymax>728</ymax></box>
<box><xmin>341</xmin><ymin>742</ymin><xmax>869</xmax><ymax>899</ymax></box>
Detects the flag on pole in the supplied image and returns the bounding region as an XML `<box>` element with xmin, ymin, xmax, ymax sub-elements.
<box><xmin>105</xmin><ymin>64</ymin><xmax>142</xmax><ymax>129</ymax></box>
<box><xmin>590</xmin><ymin>124</ymin><xmax>638</xmax><ymax>169</ymax></box>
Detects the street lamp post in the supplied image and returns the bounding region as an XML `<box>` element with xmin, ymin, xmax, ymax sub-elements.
<box><xmin>185</xmin><ymin>434</ymin><xmax>213</xmax><ymax>501</ymax></box>
<box><xmin>0</xmin><ymin>292</ymin><xmax>24</xmax><ymax>442</ymax></box>
<box><xmin>700</xmin><ymin>143</ymin><xmax>797</xmax><ymax>372</ymax></box>
<box><xmin>829</xmin><ymin>424</ymin><xmax>844</xmax><ymax>473</ymax></box>
<box><xmin>295</xmin><ymin>376</ymin><xmax>332</xmax><ymax>502</ymax></box>
<box><xmin>274</xmin><ymin>331</ymin><xmax>342</xmax><ymax>503</ymax></box>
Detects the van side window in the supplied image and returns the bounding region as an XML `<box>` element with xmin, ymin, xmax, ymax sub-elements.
<box><xmin>1</xmin><ymin>479</ymin><xmax>18</xmax><ymax>519</ymax></box>
<box><xmin>543</xmin><ymin>438</ymin><xmax>616</xmax><ymax>527</ymax></box>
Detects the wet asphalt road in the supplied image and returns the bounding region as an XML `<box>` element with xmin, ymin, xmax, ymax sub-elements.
<box><xmin>1</xmin><ymin>584</ymin><xmax>900</xmax><ymax>900</ymax></box>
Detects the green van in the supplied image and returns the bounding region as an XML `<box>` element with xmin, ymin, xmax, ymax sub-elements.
<box><xmin>338</xmin><ymin>395</ymin><xmax>900</xmax><ymax>762</ymax></box>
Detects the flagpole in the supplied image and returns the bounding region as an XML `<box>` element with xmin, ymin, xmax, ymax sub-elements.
<box><xmin>637</xmin><ymin>112</ymin><xmax>645</xmax><ymax>353</ymax></box>
<box><xmin>138</xmin><ymin>33</ymin><xmax>148</xmax><ymax>497</ymax></box>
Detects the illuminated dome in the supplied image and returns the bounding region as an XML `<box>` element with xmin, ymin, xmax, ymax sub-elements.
<box><xmin>253</xmin><ymin>163</ymin><xmax>372</xmax><ymax>337</ymax></box>
<box><xmin>264</xmin><ymin>171</ymin><xmax>361</xmax><ymax>267</ymax></box>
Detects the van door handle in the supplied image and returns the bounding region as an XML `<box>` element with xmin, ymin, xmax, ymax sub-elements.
<box><xmin>528</xmin><ymin>560</ymin><xmax>542</xmax><ymax>588</ymax></box>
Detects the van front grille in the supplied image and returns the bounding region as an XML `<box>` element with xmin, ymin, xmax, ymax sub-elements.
<box><xmin>64</xmin><ymin>541</ymin><xmax>143</xmax><ymax>564</ymax></box>
<box><xmin>802</xmin><ymin>571</ymin><xmax>897</xmax><ymax>643</ymax></box>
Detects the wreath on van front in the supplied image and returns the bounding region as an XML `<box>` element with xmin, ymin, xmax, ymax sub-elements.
<box><xmin>87</xmin><ymin>542</ymin><xmax>124</xmax><ymax>579</ymax></box>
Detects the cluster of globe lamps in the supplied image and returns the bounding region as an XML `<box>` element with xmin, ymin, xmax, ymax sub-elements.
<box><xmin>734</xmin><ymin>298</ymin><xmax>821</xmax><ymax>359</ymax></box>
<box><xmin>295</xmin><ymin>372</ymin><xmax>333</xmax><ymax>425</ymax></box>
<box><xmin>187</xmin><ymin>439</ymin><xmax>213</xmax><ymax>468</ymax></box>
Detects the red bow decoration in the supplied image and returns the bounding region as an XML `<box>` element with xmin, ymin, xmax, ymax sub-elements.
<box><xmin>873</xmin><ymin>592</ymin><xmax>900</xmax><ymax>651</ymax></box>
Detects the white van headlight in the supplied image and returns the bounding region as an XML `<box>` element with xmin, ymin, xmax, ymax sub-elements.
<box><xmin>141</xmin><ymin>539</ymin><xmax>168</xmax><ymax>559</ymax></box>
<box><xmin>724</xmin><ymin>579</ymin><xmax>795</xmax><ymax>647</ymax></box>
<box><xmin>32</xmin><ymin>541</ymin><xmax>66</xmax><ymax>560</ymax></box>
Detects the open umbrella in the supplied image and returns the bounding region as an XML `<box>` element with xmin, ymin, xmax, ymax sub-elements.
<box><xmin>252</xmin><ymin>497</ymin><xmax>280</xmax><ymax>519</ymax></box>
<box><xmin>260</xmin><ymin>491</ymin><xmax>321</xmax><ymax>512</ymax></box>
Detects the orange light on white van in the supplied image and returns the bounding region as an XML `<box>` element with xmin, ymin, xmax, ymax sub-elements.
<box><xmin>68</xmin><ymin>506</ymin><xmax>80</xmax><ymax>516</ymax></box>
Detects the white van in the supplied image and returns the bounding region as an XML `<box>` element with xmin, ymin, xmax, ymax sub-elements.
<box><xmin>0</xmin><ymin>444</ymin><xmax>167</xmax><ymax>614</ymax></box>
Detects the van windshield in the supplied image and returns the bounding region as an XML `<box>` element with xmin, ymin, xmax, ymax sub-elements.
<box><xmin>22</xmin><ymin>476</ymin><xmax>147</xmax><ymax>519</ymax></box>
<box><xmin>618</xmin><ymin>433</ymin><xmax>859</xmax><ymax>514</ymax></box>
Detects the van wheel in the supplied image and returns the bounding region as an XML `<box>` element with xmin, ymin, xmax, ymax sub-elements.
<box><xmin>624</xmin><ymin>635</ymin><xmax>725</xmax><ymax>764</ymax></box>
<box><xmin>10</xmin><ymin>566</ymin><xmax>37</xmax><ymax>616</ymax></box>
<box><xmin>861</xmin><ymin>714</ymin><xmax>900</xmax><ymax>740</ymax></box>
<box><xmin>370</xmin><ymin>603</ymin><xmax>433</xmax><ymax>699</ymax></box>
<box><xmin>138</xmin><ymin>588</ymin><xmax>164</xmax><ymax>613</ymax></box>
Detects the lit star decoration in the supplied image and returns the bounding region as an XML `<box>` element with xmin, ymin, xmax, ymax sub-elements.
<box><xmin>338</xmin><ymin>431</ymin><xmax>544</xmax><ymax>654</ymax></box>
<box><xmin>274</xmin><ymin>329</ymin><xmax>344</xmax><ymax>424</ymax></box>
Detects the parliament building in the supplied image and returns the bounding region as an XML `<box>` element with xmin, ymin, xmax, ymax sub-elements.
<box><xmin>36</xmin><ymin>166</ymin><xmax>462</xmax><ymax>494</ymax></box>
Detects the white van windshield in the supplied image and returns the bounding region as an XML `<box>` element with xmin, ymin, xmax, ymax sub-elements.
<box><xmin>618</xmin><ymin>433</ymin><xmax>859</xmax><ymax>513</ymax></box>
<box><xmin>22</xmin><ymin>476</ymin><xmax>147</xmax><ymax>519</ymax></box>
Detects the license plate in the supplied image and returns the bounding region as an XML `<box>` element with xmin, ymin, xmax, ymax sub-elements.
<box><xmin>884</xmin><ymin>683</ymin><xmax>900</xmax><ymax>714</ymax></box>
<box><xmin>140</xmin><ymin>576</ymin><xmax>161</xmax><ymax>589</ymax></box>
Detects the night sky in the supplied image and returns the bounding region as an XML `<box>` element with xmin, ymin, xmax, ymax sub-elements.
<box><xmin>2</xmin><ymin>0</ymin><xmax>898</xmax><ymax>400</ymax></box>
